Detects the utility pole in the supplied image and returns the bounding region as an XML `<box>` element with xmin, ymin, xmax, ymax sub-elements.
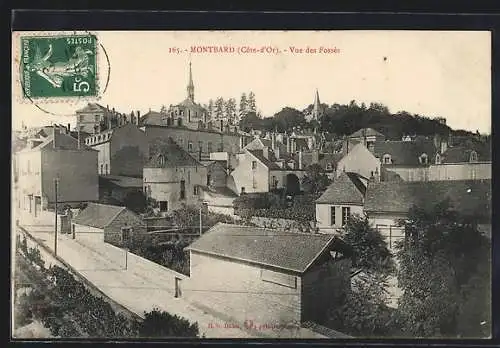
<box><xmin>199</xmin><ymin>204</ymin><xmax>202</xmax><ymax>236</ymax></box>
<box><xmin>54</xmin><ymin>177</ymin><xmax>59</xmax><ymax>256</ymax></box>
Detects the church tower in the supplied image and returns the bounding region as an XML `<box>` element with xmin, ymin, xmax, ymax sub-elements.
<box><xmin>187</xmin><ymin>62</ymin><xmax>195</xmax><ymax>101</ymax></box>
<box><xmin>312</xmin><ymin>89</ymin><xmax>322</xmax><ymax>121</ymax></box>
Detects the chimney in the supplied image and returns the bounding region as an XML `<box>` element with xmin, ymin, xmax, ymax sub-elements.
<box><xmin>67</xmin><ymin>123</ymin><xmax>71</xmax><ymax>133</ymax></box>
<box><xmin>108</xmin><ymin>116</ymin><xmax>112</xmax><ymax>130</ymax></box>
<box><xmin>441</xmin><ymin>140</ymin><xmax>448</xmax><ymax>154</ymax></box>
<box><xmin>286</xmin><ymin>137</ymin><xmax>290</xmax><ymax>153</ymax></box>
<box><xmin>137</xmin><ymin>110</ymin><xmax>141</xmax><ymax>122</ymax></box>
<box><xmin>274</xmin><ymin>144</ymin><xmax>280</xmax><ymax>159</ymax></box>
<box><xmin>262</xmin><ymin>146</ymin><xmax>270</xmax><ymax>159</ymax></box>
<box><xmin>298</xmin><ymin>150</ymin><xmax>303</xmax><ymax>169</ymax></box>
<box><xmin>271</xmin><ymin>133</ymin><xmax>276</xmax><ymax>150</ymax></box>
<box><xmin>198</xmin><ymin>147</ymin><xmax>202</xmax><ymax>161</ymax></box>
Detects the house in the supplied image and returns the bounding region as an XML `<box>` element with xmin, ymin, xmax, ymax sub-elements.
<box><xmin>348</xmin><ymin>128</ymin><xmax>386</xmax><ymax>148</ymax></box>
<box><xmin>15</xmin><ymin>127</ymin><xmax>99</xmax><ymax>216</ymax></box>
<box><xmin>98</xmin><ymin>175</ymin><xmax>144</xmax><ymax>204</ymax></box>
<box><xmin>76</xmin><ymin>103</ymin><xmax>140</xmax><ymax>134</ymax></box>
<box><xmin>228</xmin><ymin>149</ymin><xmax>307</xmax><ymax>195</ymax></box>
<box><xmin>72</xmin><ymin>203</ymin><xmax>146</xmax><ymax>246</ymax></box>
<box><xmin>336</xmin><ymin>142</ymin><xmax>381</xmax><ymax>180</ymax></box>
<box><xmin>428</xmin><ymin>142</ymin><xmax>491</xmax><ymax>181</ymax></box>
<box><xmin>83</xmin><ymin>123</ymin><xmax>148</xmax><ymax>177</ymax></box>
<box><xmin>143</xmin><ymin>137</ymin><xmax>208</xmax><ymax>213</ymax></box>
<box><xmin>373</xmin><ymin>139</ymin><xmax>438</xmax><ymax>182</ymax></box>
<box><xmin>315</xmin><ymin>172</ymin><xmax>367</xmax><ymax>233</ymax></box>
<box><xmin>364</xmin><ymin>179</ymin><xmax>492</xmax><ymax>248</ymax></box>
<box><xmin>185</xmin><ymin>223</ymin><xmax>353</xmax><ymax>327</ymax></box>
<box><xmin>200</xmin><ymin>186</ymin><xmax>239</xmax><ymax>217</ymax></box>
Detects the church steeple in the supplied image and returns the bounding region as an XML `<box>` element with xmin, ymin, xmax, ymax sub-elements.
<box><xmin>187</xmin><ymin>61</ymin><xmax>195</xmax><ymax>101</ymax></box>
<box><xmin>312</xmin><ymin>89</ymin><xmax>321</xmax><ymax>121</ymax></box>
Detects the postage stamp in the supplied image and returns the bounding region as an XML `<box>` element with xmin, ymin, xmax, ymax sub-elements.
<box><xmin>20</xmin><ymin>33</ymin><xmax>98</xmax><ymax>99</ymax></box>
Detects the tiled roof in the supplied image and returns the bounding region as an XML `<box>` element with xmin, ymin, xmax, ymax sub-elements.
<box><xmin>76</xmin><ymin>103</ymin><xmax>108</xmax><ymax>113</ymax></box>
<box><xmin>73</xmin><ymin>203</ymin><xmax>126</xmax><ymax>229</ymax></box>
<box><xmin>146</xmin><ymin>137</ymin><xmax>201</xmax><ymax>168</ymax></box>
<box><xmin>441</xmin><ymin>144</ymin><xmax>491</xmax><ymax>163</ymax></box>
<box><xmin>316</xmin><ymin>172</ymin><xmax>366</xmax><ymax>204</ymax></box>
<box><xmin>99</xmin><ymin>175</ymin><xmax>143</xmax><ymax>188</ymax></box>
<box><xmin>364</xmin><ymin>179</ymin><xmax>491</xmax><ymax>223</ymax></box>
<box><xmin>373</xmin><ymin>140</ymin><xmax>437</xmax><ymax>166</ymax></box>
<box><xmin>247</xmin><ymin>150</ymin><xmax>281</xmax><ymax>170</ymax></box>
<box><xmin>140</xmin><ymin>111</ymin><xmax>165</xmax><ymax>126</ymax></box>
<box><xmin>349</xmin><ymin>128</ymin><xmax>385</xmax><ymax>138</ymax></box>
<box><xmin>20</xmin><ymin>132</ymin><xmax>95</xmax><ymax>152</ymax></box>
<box><xmin>185</xmin><ymin>223</ymin><xmax>345</xmax><ymax>273</ymax></box>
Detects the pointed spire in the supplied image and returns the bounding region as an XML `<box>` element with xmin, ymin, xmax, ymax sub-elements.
<box><xmin>313</xmin><ymin>89</ymin><xmax>321</xmax><ymax>121</ymax></box>
<box><xmin>187</xmin><ymin>61</ymin><xmax>195</xmax><ymax>101</ymax></box>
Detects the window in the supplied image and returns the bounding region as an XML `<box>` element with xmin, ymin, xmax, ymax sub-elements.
<box><xmin>79</xmin><ymin>115</ymin><xmax>84</xmax><ymax>122</ymax></box>
<box><xmin>194</xmin><ymin>186</ymin><xmax>199</xmax><ymax>195</ymax></box>
<box><xmin>207</xmin><ymin>174</ymin><xmax>211</xmax><ymax>186</ymax></box>
<box><xmin>188</xmin><ymin>142</ymin><xmax>193</xmax><ymax>152</ymax></box>
<box><xmin>100</xmin><ymin>164</ymin><xmax>103</xmax><ymax>174</ymax></box>
<box><xmin>342</xmin><ymin>207</ymin><xmax>351</xmax><ymax>226</ymax></box>
<box><xmin>187</xmin><ymin>171</ymin><xmax>191</xmax><ymax>184</ymax></box>
<box><xmin>382</xmin><ymin>154</ymin><xmax>392</xmax><ymax>164</ymax></box>
<box><xmin>158</xmin><ymin>155</ymin><xmax>165</xmax><ymax>167</ymax></box>
<box><xmin>105</xmin><ymin>164</ymin><xmax>108</xmax><ymax>175</ymax></box>
<box><xmin>95</xmin><ymin>115</ymin><xmax>100</xmax><ymax>122</ymax></box>
<box><xmin>326</xmin><ymin>163</ymin><xmax>333</xmax><ymax>171</ymax></box>
<box><xmin>177</xmin><ymin>118</ymin><xmax>183</xmax><ymax>126</ymax></box>
<box><xmin>252</xmin><ymin>161</ymin><xmax>257</xmax><ymax>169</ymax></box>
<box><xmin>260</xmin><ymin>269</ymin><xmax>297</xmax><ymax>289</ymax></box>
<box><xmin>435</xmin><ymin>154</ymin><xmax>441</xmax><ymax>164</ymax></box>
<box><xmin>241</xmin><ymin>187</ymin><xmax>246</xmax><ymax>194</ymax></box>
<box><xmin>198</xmin><ymin>141</ymin><xmax>203</xmax><ymax>151</ymax></box>
<box><xmin>272</xmin><ymin>176</ymin><xmax>277</xmax><ymax>188</ymax></box>
<box><xmin>159</xmin><ymin>201</ymin><xmax>168</xmax><ymax>212</ymax></box>
<box><xmin>330</xmin><ymin>206</ymin><xmax>336</xmax><ymax>226</ymax></box>
<box><xmin>252</xmin><ymin>176</ymin><xmax>257</xmax><ymax>189</ymax></box>
<box><xmin>419</xmin><ymin>153</ymin><xmax>428</xmax><ymax>164</ymax></box>
<box><xmin>470</xmin><ymin>151</ymin><xmax>478</xmax><ymax>162</ymax></box>
<box><xmin>207</xmin><ymin>142</ymin><xmax>213</xmax><ymax>153</ymax></box>
<box><xmin>180</xmin><ymin>180</ymin><xmax>186</xmax><ymax>200</ymax></box>
<box><xmin>188</xmin><ymin>109</ymin><xmax>191</xmax><ymax>122</ymax></box>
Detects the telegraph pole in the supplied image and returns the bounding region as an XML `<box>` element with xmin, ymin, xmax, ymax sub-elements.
<box><xmin>54</xmin><ymin>177</ymin><xmax>59</xmax><ymax>256</ymax></box>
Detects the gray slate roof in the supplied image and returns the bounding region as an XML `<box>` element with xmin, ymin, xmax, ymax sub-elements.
<box><xmin>73</xmin><ymin>203</ymin><xmax>127</xmax><ymax>229</ymax></box>
<box><xmin>364</xmin><ymin>179</ymin><xmax>491</xmax><ymax>223</ymax></box>
<box><xmin>316</xmin><ymin>172</ymin><xmax>366</xmax><ymax>205</ymax></box>
<box><xmin>373</xmin><ymin>140</ymin><xmax>437</xmax><ymax>166</ymax></box>
<box><xmin>146</xmin><ymin>137</ymin><xmax>201</xmax><ymax>168</ymax></box>
<box><xmin>185</xmin><ymin>223</ymin><xmax>343</xmax><ymax>274</ymax></box>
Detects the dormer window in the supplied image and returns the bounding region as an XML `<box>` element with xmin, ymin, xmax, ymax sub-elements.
<box><xmin>435</xmin><ymin>153</ymin><xmax>442</xmax><ymax>164</ymax></box>
<box><xmin>326</xmin><ymin>163</ymin><xmax>333</xmax><ymax>171</ymax></box>
<box><xmin>469</xmin><ymin>151</ymin><xmax>478</xmax><ymax>163</ymax></box>
<box><xmin>419</xmin><ymin>153</ymin><xmax>428</xmax><ymax>165</ymax></box>
<box><xmin>382</xmin><ymin>154</ymin><xmax>392</xmax><ymax>164</ymax></box>
<box><xmin>158</xmin><ymin>155</ymin><xmax>165</xmax><ymax>167</ymax></box>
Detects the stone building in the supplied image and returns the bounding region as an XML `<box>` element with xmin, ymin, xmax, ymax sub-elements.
<box><xmin>76</xmin><ymin>103</ymin><xmax>141</xmax><ymax>134</ymax></box>
<box><xmin>15</xmin><ymin>127</ymin><xmax>99</xmax><ymax>215</ymax></box>
<box><xmin>143</xmin><ymin>137</ymin><xmax>208</xmax><ymax>212</ymax></box>
<box><xmin>185</xmin><ymin>223</ymin><xmax>353</xmax><ymax>327</ymax></box>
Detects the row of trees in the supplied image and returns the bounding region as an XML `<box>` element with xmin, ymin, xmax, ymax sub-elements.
<box><xmin>205</xmin><ymin>92</ymin><xmax>257</xmax><ymax>125</ymax></box>
<box><xmin>238</xmin><ymin>100</ymin><xmax>468</xmax><ymax>140</ymax></box>
<box><xmin>327</xmin><ymin>200</ymin><xmax>491</xmax><ymax>338</ymax></box>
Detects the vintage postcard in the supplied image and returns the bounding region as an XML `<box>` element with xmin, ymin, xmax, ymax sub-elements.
<box><xmin>11</xmin><ymin>30</ymin><xmax>492</xmax><ymax>340</ymax></box>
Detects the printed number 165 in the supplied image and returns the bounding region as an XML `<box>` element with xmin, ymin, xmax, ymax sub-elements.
<box><xmin>73</xmin><ymin>77</ymin><xmax>90</xmax><ymax>92</ymax></box>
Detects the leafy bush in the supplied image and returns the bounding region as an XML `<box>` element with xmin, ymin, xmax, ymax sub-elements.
<box><xmin>136</xmin><ymin>307</ymin><xmax>199</xmax><ymax>337</ymax></box>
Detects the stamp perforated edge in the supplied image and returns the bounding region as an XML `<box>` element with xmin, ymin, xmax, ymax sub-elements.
<box><xmin>13</xmin><ymin>30</ymin><xmax>104</xmax><ymax>105</ymax></box>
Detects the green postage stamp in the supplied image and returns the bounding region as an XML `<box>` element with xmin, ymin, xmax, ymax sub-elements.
<box><xmin>20</xmin><ymin>33</ymin><xmax>98</xmax><ymax>99</ymax></box>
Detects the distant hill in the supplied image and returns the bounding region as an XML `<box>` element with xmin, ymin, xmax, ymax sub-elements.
<box><xmin>240</xmin><ymin>100</ymin><xmax>477</xmax><ymax>140</ymax></box>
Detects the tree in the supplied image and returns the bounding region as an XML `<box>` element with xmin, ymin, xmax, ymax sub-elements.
<box><xmin>394</xmin><ymin>199</ymin><xmax>491</xmax><ymax>338</ymax></box>
<box><xmin>239</xmin><ymin>93</ymin><xmax>248</xmax><ymax>117</ymax></box>
<box><xmin>136</xmin><ymin>308</ymin><xmax>199</xmax><ymax>337</ymax></box>
<box><xmin>341</xmin><ymin>214</ymin><xmax>395</xmax><ymax>275</ymax></box>
<box><xmin>224</xmin><ymin>98</ymin><xmax>237</xmax><ymax>124</ymax></box>
<box><xmin>214</xmin><ymin>97</ymin><xmax>224</xmax><ymax>120</ymax></box>
<box><xmin>247</xmin><ymin>91</ymin><xmax>256</xmax><ymax>113</ymax></box>
<box><xmin>272</xmin><ymin>107</ymin><xmax>307</xmax><ymax>132</ymax></box>
<box><xmin>301</xmin><ymin>164</ymin><xmax>332</xmax><ymax>194</ymax></box>
<box><xmin>238</xmin><ymin>111</ymin><xmax>261</xmax><ymax>133</ymax></box>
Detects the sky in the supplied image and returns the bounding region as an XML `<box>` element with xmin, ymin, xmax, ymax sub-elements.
<box><xmin>12</xmin><ymin>30</ymin><xmax>491</xmax><ymax>133</ymax></box>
